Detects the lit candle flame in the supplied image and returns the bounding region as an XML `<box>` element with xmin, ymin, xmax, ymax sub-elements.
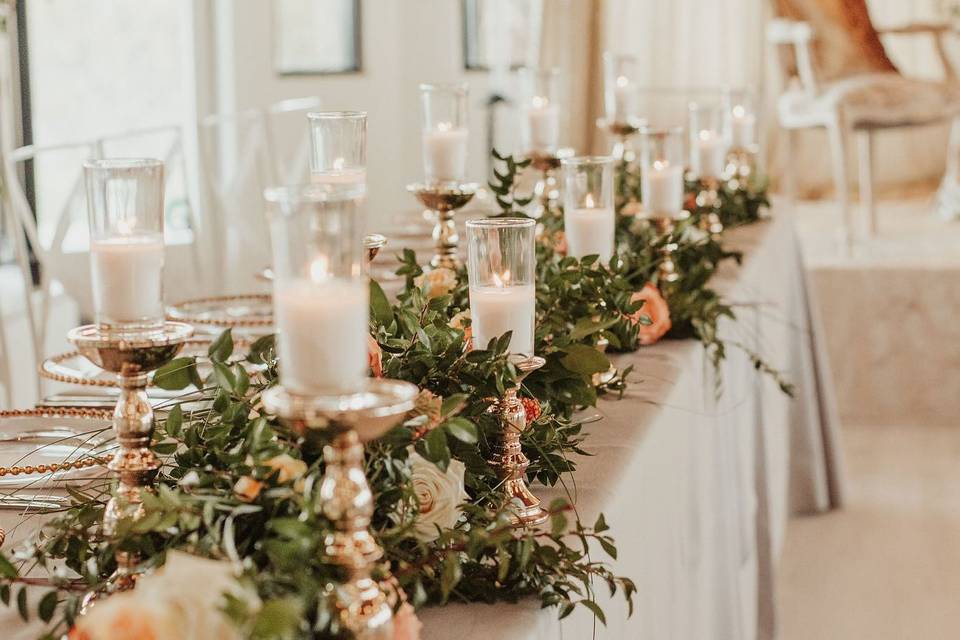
<box><xmin>585</xmin><ymin>193</ymin><xmax>595</xmax><ymax>209</ymax></box>
<box><xmin>732</xmin><ymin>104</ymin><xmax>746</xmax><ymax>119</ymax></box>
<box><xmin>531</xmin><ymin>95</ymin><xmax>549</xmax><ymax>110</ymax></box>
<box><xmin>309</xmin><ymin>255</ymin><xmax>330</xmax><ymax>282</ymax></box>
<box><xmin>492</xmin><ymin>270</ymin><xmax>511</xmax><ymax>287</ymax></box>
<box><xmin>698</xmin><ymin>129</ymin><xmax>714</xmax><ymax>142</ymax></box>
<box><xmin>116</xmin><ymin>219</ymin><xmax>134</xmax><ymax>235</ymax></box>
<box><xmin>437</xmin><ymin>121</ymin><xmax>454</xmax><ymax>132</ymax></box>
<box><xmin>652</xmin><ymin>159</ymin><xmax>668</xmax><ymax>171</ymax></box>
<box><xmin>616</xmin><ymin>75</ymin><xmax>629</xmax><ymax>89</ymax></box>
<box><xmin>332</xmin><ymin>157</ymin><xmax>345</xmax><ymax>171</ymax></box>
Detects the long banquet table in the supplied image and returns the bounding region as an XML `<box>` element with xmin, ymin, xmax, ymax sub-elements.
<box><xmin>419</xmin><ymin>214</ymin><xmax>845</xmax><ymax>640</ymax></box>
<box><xmin>2</xmin><ymin>214</ymin><xmax>843</xmax><ymax>640</ymax></box>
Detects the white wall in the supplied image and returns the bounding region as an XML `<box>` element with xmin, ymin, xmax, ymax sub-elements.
<box><xmin>210</xmin><ymin>0</ymin><xmax>494</xmax><ymax>229</ymax></box>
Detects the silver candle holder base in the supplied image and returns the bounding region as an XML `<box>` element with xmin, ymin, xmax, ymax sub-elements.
<box><xmin>67</xmin><ymin>321</ymin><xmax>194</xmax><ymax>606</ymax></box>
<box><xmin>487</xmin><ymin>355</ymin><xmax>548</xmax><ymax>528</ymax></box>
<box><xmin>262</xmin><ymin>379</ymin><xmax>418</xmax><ymax>638</ymax></box>
<box><xmin>407</xmin><ymin>183</ymin><xmax>477</xmax><ymax>270</ymax></box>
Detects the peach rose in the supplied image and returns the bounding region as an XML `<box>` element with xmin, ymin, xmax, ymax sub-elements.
<box><xmin>393</xmin><ymin>603</ymin><xmax>423</xmax><ymax>640</ymax></box>
<box><xmin>414</xmin><ymin>267</ymin><xmax>457</xmax><ymax>299</ymax></box>
<box><xmin>629</xmin><ymin>284</ymin><xmax>672</xmax><ymax>346</ymax></box>
<box><xmin>265</xmin><ymin>453</ymin><xmax>307</xmax><ymax>484</ymax></box>
<box><xmin>553</xmin><ymin>231</ymin><xmax>568</xmax><ymax>257</ymax></box>
<box><xmin>449</xmin><ymin>310</ymin><xmax>472</xmax><ymax>351</ymax></box>
<box><xmin>368</xmin><ymin>335</ymin><xmax>384</xmax><ymax>378</ymax></box>
<box><xmin>233</xmin><ymin>476</ymin><xmax>263</xmax><ymax>502</ymax></box>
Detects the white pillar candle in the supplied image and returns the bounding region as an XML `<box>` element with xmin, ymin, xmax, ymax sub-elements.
<box><xmin>90</xmin><ymin>233</ymin><xmax>165</xmax><ymax>323</ymax></box>
<box><xmin>642</xmin><ymin>161</ymin><xmax>685</xmax><ymax>215</ymax></box>
<box><xmin>564</xmin><ymin>205</ymin><xmax>615</xmax><ymax>262</ymax></box>
<box><xmin>613</xmin><ymin>76</ymin><xmax>636</xmax><ymax>123</ymax></box>
<box><xmin>274</xmin><ymin>277</ymin><xmax>369</xmax><ymax>394</ymax></box>
<box><xmin>311</xmin><ymin>160</ymin><xmax>367</xmax><ymax>186</ymax></box>
<box><xmin>729</xmin><ymin>106</ymin><xmax>756</xmax><ymax>149</ymax></box>
<box><xmin>469</xmin><ymin>282</ymin><xmax>535</xmax><ymax>355</ymax></box>
<box><xmin>527</xmin><ymin>97</ymin><xmax>560</xmax><ymax>152</ymax></box>
<box><xmin>694</xmin><ymin>130</ymin><xmax>727</xmax><ymax>179</ymax></box>
<box><xmin>423</xmin><ymin>122</ymin><xmax>468</xmax><ymax>183</ymax></box>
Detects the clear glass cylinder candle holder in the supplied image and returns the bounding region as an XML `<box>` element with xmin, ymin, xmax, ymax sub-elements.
<box><xmin>518</xmin><ymin>67</ymin><xmax>561</xmax><ymax>155</ymax></box>
<box><xmin>265</xmin><ymin>183</ymin><xmax>368</xmax><ymax>396</ymax></box>
<box><xmin>84</xmin><ymin>158</ymin><xmax>165</xmax><ymax>332</ymax></box>
<box><xmin>420</xmin><ymin>82</ymin><xmax>469</xmax><ymax>185</ymax></box>
<box><xmin>639</xmin><ymin>126</ymin><xmax>686</xmax><ymax>217</ymax></box>
<box><xmin>466</xmin><ymin>218</ymin><xmax>536</xmax><ymax>356</ymax></box>
<box><xmin>603</xmin><ymin>53</ymin><xmax>639</xmax><ymax>125</ymax></box>
<box><xmin>308</xmin><ymin>111</ymin><xmax>367</xmax><ymax>186</ymax></box>
<box><xmin>724</xmin><ymin>88</ymin><xmax>757</xmax><ymax>151</ymax></box>
<box><xmin>688</xmin><ymin>101</ymin><xmax>729</xmax><ymax>180</ymax></box>
<box><xmin>561</xmin><ymin>156</ymin><xmax>616</xmax><ymax>262</ymax></box>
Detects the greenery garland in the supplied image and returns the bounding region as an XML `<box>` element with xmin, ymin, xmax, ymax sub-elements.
<box><xmin>0</xmin><ymin>147</ymin><xmax>785</xmax><ymax>639</ymax></box>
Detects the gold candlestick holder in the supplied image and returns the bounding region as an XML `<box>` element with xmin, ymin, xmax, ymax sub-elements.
<box><xmin>407</xmin><ymin>183</ymin><xmax>477</xmax><ymax>270</ymax></box>
<box><xmin>649</xmin><ymin>213</ymin><xmax>689</xmax><ymax>285</ymax></box>
<box><xmin>488</xmin><ymin>355</ymin><xmax>548</xmax><ymax>528</ymax></box>
<box><xmin>724</xmin><ymin>146</ymin><xmax>757</xmax><ymax>184</ymax></box>
<box><xmin>527</xmin><ymin>152</ymin><xmax>563</xmax><ymax>220</ymax></box>
<box><xmin>262</xmin><ymin>379</ymin><xmax>418</xmax><ymax>638</ymax></box>
<box><xmin>694</xmin><ymin>177</ymin><xmax>724</xmax><ymax>236</ymax></box>
<box><xmin>606</xmin><ymin>120</ymin><xmax>640</xmax><ymax>163</ymax></box>
<box><xmin>67</xmin><ymin>322</ymin><xmax>193</xmax><ymax>602</ymax></box>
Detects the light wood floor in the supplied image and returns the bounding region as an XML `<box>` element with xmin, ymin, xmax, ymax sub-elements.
<box><xmin>779</xmin><ymin>423</ymin><xmax>960</xmax><ymax>639</ymax></box>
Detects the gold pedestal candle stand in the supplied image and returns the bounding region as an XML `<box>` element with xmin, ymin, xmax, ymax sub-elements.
<box><xmin>487</xmin><ymin>355</ymin><xmax>548</xmax><ymax>528</ymax></box>
<box><xmin>725</xmin><ymin>146</ymin><xmax>756</xmax><ymax>184</ymax></box>
<box><xmin>527</xmin><ymin>152</ymin><xmax>563</xmax><ymax>220</ymax></box>
<box><xmin>67</xmin><ymin>322</ymin><xmax>194</xmax><ymax>602</ymax></box>
<box><xmin>694</xmin><ymin>177</ymin><xmax>724</xmax><ymax>236</ymax></box>
<box><xmin>607</xmin><ymin>120</ymin><xmax>640</xmax><ymax>163</ymax></box>
<box><xmin>649</xmin><ymin>213</ymin><xmax>688</xmax><ymax>285</ymax></box>
<box><xmin>407</xmin><ymin>183</ymin><xmax>477</xmax><ymax>270</ymax></box>
<box><xmin>262</xmin><ymin>379</ymin><xmax>418</xmax><ymax>638</ymax></box>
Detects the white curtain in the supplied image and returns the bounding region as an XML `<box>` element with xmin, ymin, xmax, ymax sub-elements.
<box><xmin>593</xmin><ymin>0</ymin><xmax>955</xmax><ymax>195</ymax></box>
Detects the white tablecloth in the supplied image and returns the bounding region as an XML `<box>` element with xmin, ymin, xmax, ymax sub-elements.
<box><xmin>419</xmin><ymin>215</ymin><xmax>845</xmax><ymax>640</ymax></box>
<box><xmin>1</xmin><ymin>215</ymin><xmax>843</xmax><ymax>640</ymax></box>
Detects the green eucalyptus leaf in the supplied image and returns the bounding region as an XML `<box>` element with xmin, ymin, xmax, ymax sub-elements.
<box><xmin>208</xmin><ymin>328</ymin><xmax>234</xmax><ymax>362</ymax></box>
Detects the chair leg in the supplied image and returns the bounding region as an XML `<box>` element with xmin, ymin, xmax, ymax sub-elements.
<box><xmin>857</xmin><ymin>130</ymin><xmax>876</xmax><ymax>237</ymax></box>
<box><xmin>826</xmin><ymin>121</ymin><xmax>853</xmax><ymax>251</ymax></box>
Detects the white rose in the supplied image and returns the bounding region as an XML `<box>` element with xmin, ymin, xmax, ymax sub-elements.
<box><xmin>414</xmin><ymin>268</ymin><xmax>458</xmax><ymax>299</ymax></box>
<box><xmin>74</xmin><ymin>552</ymin><xmax>254</xmax><ymax>640</ymax></box>
<box><xmin>407</xmin><ymin>451</ymin><xmax>470</xmax><ymax>542</ymax></box>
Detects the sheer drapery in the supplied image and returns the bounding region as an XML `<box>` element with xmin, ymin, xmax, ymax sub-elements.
<box><xmin>583</xmin><ymin>0</ymin><xmax>953</xmax><ymax>194</ymax></box>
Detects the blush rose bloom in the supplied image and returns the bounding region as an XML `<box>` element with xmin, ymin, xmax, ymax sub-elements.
<box><xmin>393</xmin><ymin>603</ymin><xmax>423</xmax><ymax>640</ymax></box>
<box><xmin>629</xmin><ymin>283</ymin><xmax>672</xmax><ymax>346</ymax></box>
<box><xmin>368</xmin><ymin>335</ymin><xmax>384</xmax><ymax>378</ymax></box>
<box><xmin>265</xmin><ymin>453</ymin><xmax>308</xmax><ymax>484</ymax></box>
<box><xmin>233</xmin><ymin>476</ymin><xmax>263</xmax><ymax>502</ymax></box>
<box><xmin>407</xmin><ymin>450</ymin><xmax>470</xmax><ymax>542</ymax></box>
<box><xmin>414</xmin><ymin>267</ymin><xmax>457</xmax><ymax>299</ymax></box>
<box><xmin>71</xmin><ymin>552</ymin><xmax>251</xmax><ymax>640</ymax></box>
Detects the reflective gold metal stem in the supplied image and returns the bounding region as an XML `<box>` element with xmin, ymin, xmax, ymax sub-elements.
<box><xmin>488</xmin><ymin>355</ymin><xmax>548</xmax><ymax>528</ymax></box>
<box><xmin>408</xmin><ymin>183</ymin><xmax>477</xmax><ymax>270</ymax></box>
<box><xmin>67</xmin><ymin>322</ymin><xmax>193</xmax><ymax>609</ymax></box>
<box><xmin>260</xmin><ymin>380</ymin><xmax>417</xmax><ymax>639</ymax></box>
<box><xmin>321</xmin><ymin>429</ymin><xmax>392</xmax><ymax>638</ymax></box>
<box><xmin>651</xmin><ymin>216</ymin><xmax>681</xmax><ymax>284</ymax></box>
<box><xmin>695</xmin><ymin>177</ymin><xmax>724</xmax><ymax>236</ymax></box>
<box><xmin>528</xmin><ymin>153</ymin><xmax>561</xmax><ymax>220</ymax></box>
